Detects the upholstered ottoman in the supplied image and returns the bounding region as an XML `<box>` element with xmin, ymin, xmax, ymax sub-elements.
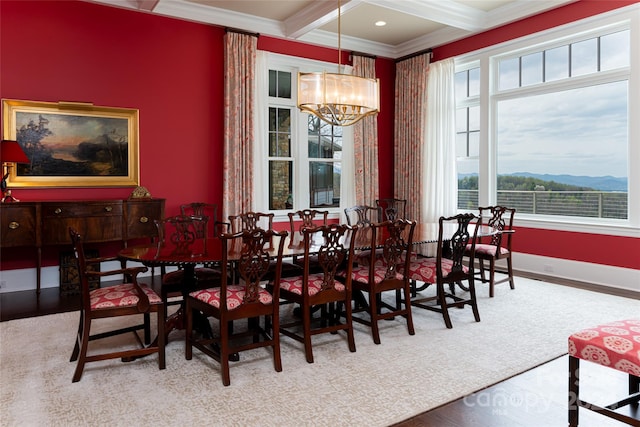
<box><xmin>568</xmin><ymin>319</ymin><xmax>640</xmax><ymax>426</ymax></box>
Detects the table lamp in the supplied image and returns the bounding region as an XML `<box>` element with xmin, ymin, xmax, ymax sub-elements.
<box><xmin>1</xmin><ymin>140</ymin><xmax>30</xmax><ymax>203</ymax></box>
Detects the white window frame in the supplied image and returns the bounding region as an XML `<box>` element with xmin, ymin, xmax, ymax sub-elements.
<box><xmin>455</xmin><ymin>4</ymin><xmax>640</xmax><ymax>237</ymax></box>
<box><xmin>254</xmin><ymin>52</ymin><xmax>354</xmax><ymax>222</ymax></box>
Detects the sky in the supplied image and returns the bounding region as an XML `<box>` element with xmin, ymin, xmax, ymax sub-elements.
<box><xmin>496</xmin><ymin>80</ymin><xmax>628</xmax><ymax>178</ymax></box>
<box><xmin>457</xmin><ymin>29</ymin><xmax>630</xmax><ymax>180</ymax></box>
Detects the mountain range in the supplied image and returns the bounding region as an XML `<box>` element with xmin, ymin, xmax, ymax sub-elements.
<box><xmin>505</xmin><ymin>172</ymin><xmax>627</xmax><ymax>191</ymax></box>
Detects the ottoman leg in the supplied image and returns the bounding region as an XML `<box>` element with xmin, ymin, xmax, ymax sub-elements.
<box><xmin>569</xmin><ymin>355</ymin><xmax>580</xmax><ymax>427</ymax></box>
<box><xmin>631</xmin><ymin>374</ymin><xmax>640</xmax><ymax>398</ymax></box>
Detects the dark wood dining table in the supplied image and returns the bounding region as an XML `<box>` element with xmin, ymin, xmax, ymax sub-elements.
<box><xmin>117</xmin><ymin>222</ymin><xmax>495</xmax><ymax>337</ymax></box>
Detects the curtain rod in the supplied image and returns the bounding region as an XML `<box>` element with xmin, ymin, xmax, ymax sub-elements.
<box><xmin>350</xmin><ymin>51</ymin><xmax>377</xmax><ymax>60</ymax></box>
<box><xmin>224</xmin><ymin>27</ymin><xmax>260</xmax><ymax>38</ymax></box>
<box><xmin>395</xmin><ymin>48</ymin><xmax>432</xmax><ymax>63</ymax></box>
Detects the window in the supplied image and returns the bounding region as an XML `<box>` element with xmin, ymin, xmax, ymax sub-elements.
<box><xmin>455</xmin><ymin>66</ymin><xmax>480</xmax><ymax>211</ymax></box>
<box><xmin>455</xmin><ymin>8</ymin><xmax>638</xmax><ymax>229</ymax></box>
<box><xmin>256</xmin><ymin>53</ymin><xmax>351</xmax><ymax>218</ymax></box>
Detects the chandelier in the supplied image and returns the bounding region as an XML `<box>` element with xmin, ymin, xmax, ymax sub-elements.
<box><xmin>297</xmin><ymin>0</ymin><xmax>380</xmax><ymax>127</ymax></box>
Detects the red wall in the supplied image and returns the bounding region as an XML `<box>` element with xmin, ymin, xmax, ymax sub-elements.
<box><xmin>1</xmin><ymin>0</ymin><xmax>638</xmax><ymax>272</ymax></box>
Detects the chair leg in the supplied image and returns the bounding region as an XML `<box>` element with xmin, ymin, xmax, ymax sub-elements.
<box><xmin>507</xmin><ymin>257</ymin><xmax>515</xmax><ymax>290</ymax></box>
<box><xmin>72</xmin><ymin>315</ymin><xmax>91</xmax><ymax>383</ymax></box>
<box><xmin>344</xmin><ymin>298</ymin><xmax>356</xmax><ymax>353</ymax></box>
<box><xmin>185</xmin><ymin>301</ymin><xmax>193</xmax><ymax>361</ymax></box>
<box><xmin>469</xmin><ymin>281</ymin><xmax>481</xmax><ymax>323</ymax></box>
<box><xmin>438</xmin><ymin>283</ymin><xmax>453</xmax><ymax>329</ymax></box>
<box><xmin>157</xmin><ymin>307</ymin><xmax>166</xmax><ymax>370</ymax></box>
<box><xmin>403</xmin><ymin>283</ymin><xmax>415</xmax><ymax>336</ymax></box>
<box><xmin>70</xmin><ymin>311</ymin><xmax>83</xmax><ymax>362</ymax></box>
<box><xmin>303</xmin><ymin>304</ymin><xmax>314</xmax><ymax>363</ymax></box>
<box><xmin>489</xmin><ymin>258</ymin><xmax>497</xmax><ymax>297</ymax></box>
<box><xmin>569</xmin><ymin>355</ymin><xmax>580</xmax><ymax>427</ymax></box>
<box><xmin>271</xmin><ymin>313</ymin><xmax>283</xmax><ymax>372</ymax></box>
<box><xmin>220</xmin><ymin>319</ymin><xmax>231</xmax><ymax>386</ymax></box>
<box><xmin>369</xmin><ymin>291</ymin><xmax>381</xmax><ymax>345</ymax></box>
<box><xmin>143</xmin><ymin>312</ymin><xmax>151</xmax><ymax>345</ymax></box>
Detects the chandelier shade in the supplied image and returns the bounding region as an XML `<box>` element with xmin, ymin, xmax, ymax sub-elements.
<box><xmin>296</xmin><ymin>0</ymin><xmax>380</xmax><ymax>127</ymax></box>
<box><xmin>298</xmin><ymin>71</ymin><xmax>380</xmax><ymax>126</ymax></box>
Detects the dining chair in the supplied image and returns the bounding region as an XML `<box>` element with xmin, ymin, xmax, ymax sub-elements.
<box><xmin>229</xmin><ymin>211</ymin><xmax>299</xmax><ymax>279</ymax></box>
<box><xmin>279</xmin><ymin>224</ymin><xmax>358</xmax><ymax>363</ymax></box>
<box><xmin>288</xmin><ymin>209</ymin><xmax>329</xmax><ymax>232</ymax></box>
<box><xmin>68</xmin><ymin>227</ymin><xmax>165</xmax><ymax>382</ymax></box>
<box><xmin>375</xmin><ymin>198</ymin><xmax>407</xmax><ymax>221</ymax></box>
<box><xmin>154</xmin><ymin>215</ymin><xmax>222</xmax><ymax>321</ymax></box>
<box><xmin>344</xmin><ymin>205</ymin><xmax>382</xmax><ymax>227</ymax></box>
<box><xmin>406</xmin><ymin>213</ymin><xmax>481</xmax><ymax>329</ymax></box>
<box><xmin>185</xmin><ymin>228</ymin><xmax>288</xmax><ymax>386</ymax></box>
<box><xmin>228</xmin><ymin>211</ymin><xmax>274</xmax><ymax>233</ymax></box>
<box><xmin>467</xmin><ymin>206</ymin><xmax>516</xmax><ymax>297</ymax></box>
<box><xmin>181</xmin><ymin>202</ymin><xmax>230</xmax><ymax>236</ymax></box>
<box><xmin>348</xmin><ymin>219</ymin><xmax>416</xmax><ymax>344</ymax></box>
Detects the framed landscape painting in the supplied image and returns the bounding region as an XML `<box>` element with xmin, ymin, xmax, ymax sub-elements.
<box><xmin>2</xmin><ymin>99</ymin><xmax>139</xmax><ymax>188</ymax></box>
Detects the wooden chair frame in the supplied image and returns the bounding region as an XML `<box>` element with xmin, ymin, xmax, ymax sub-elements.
<box><xmin>409</xmin><ymin>213</ymin><xmax>481</xmax><ymax>329</ymax></box>
<box><xmin>474</xmin><ymin>206</ymin><xmax>516</xmax><ymax>297</ymax></box>
<box><xmin>349</xmin><ymin>219</ymin><xmax>416</xmax><ymax>344</ymax></box>
<box><xmin>279</xmin><ymin>224</ymin><xmax>358</xmax><ymax>363</ymax></box>
<box><xmin>185</xmin><ymin>228</ymin><xmax>287</xmax><ymax>386</ymax></box>
<box><xmin>69</xmin><ymin>227</ymin><xmax>165</xmax><ymax>382</ymax></box>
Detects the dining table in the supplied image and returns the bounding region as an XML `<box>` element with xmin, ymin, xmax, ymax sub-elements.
<box><xmin>118</xmin><ymin>221</ymin><xmax>495</xmax><ymax>330</ymax></box>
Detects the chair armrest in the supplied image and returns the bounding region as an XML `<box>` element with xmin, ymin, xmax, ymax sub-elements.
<box><xmin>85</xmin><ymin>255</ymin><xmax>120</xmax><ymax>265</ymax></box>
<box><xmin>85</xmin><ymin>266</ymin><xmax>148</xmax><ymax>279</ymax></box>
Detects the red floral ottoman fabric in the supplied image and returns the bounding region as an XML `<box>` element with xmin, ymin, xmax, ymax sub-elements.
<box><xmin>568</xmin><ymin>319</ymin><xmax>640</xmax><ymax>377</ymax></box>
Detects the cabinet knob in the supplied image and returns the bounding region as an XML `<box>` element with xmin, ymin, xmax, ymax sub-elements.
<box><xmin>139</xmin><ymin>216</ymin><xmax>149</xmax><ymax>223</ymax></box>
<box><xmin>104</xmin><ymin>206</ymin><xmax>113</xmax><ymax>212</ymax></box>
<box><xmin>54</xmin><ymin>208</ymin><xmax>62</xmax><ymax>214</ymax></box>
<box><xmin>8</xmin><ymin>221</ymin><xmax>19</xmax><ymax>230</ymax></box>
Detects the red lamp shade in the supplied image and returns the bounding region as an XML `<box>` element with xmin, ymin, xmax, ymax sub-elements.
<box><xmin>0</xmin><ymin>140</ymin><xmax>29</xmax><ymax>164</ymax></box>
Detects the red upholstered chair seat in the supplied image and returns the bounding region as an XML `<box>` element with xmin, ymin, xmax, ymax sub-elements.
<box><xmin>406</xmin><ymin>257</ymin><xmax>468</xmax><ymax>283</ymax></box>
<box><xmin>568</xmin><ymin>319</ymin><xmax>640</xmax><ymax>375</ymax></box>
<box><xmin>351</xmin><ymin>263</ymin><xmax>405</xmax><ymax>284</ymax></box>
<box><xmin>90</xmin><ymin>283</ymin><xmax>162</xmax><ymax>309</ymax></box>
<box><xmin>189</xmin><ymin>285</ymin><xmax>273</xmax><ymax>310</ymax></box>
<box><xmin>468</xmin><ymin>243</ymin><xmax>510</xmax><ymax>257</ymax></box>
<box><xmin>280</xmin><ymin>273</ymin><xmax>346</xmax><ymax>296</ymax></box>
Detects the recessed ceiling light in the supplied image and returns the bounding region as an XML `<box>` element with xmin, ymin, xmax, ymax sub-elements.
<box><xmin>375</xmin><ymin>21</ymin><xmax>387</xmax><ymax>27</ymax></box>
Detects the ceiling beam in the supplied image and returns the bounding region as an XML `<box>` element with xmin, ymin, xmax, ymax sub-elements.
<box><xmin>283</xmin><ymin>0</ymin><xmax>363</xmax><ymax>39</ymax></box>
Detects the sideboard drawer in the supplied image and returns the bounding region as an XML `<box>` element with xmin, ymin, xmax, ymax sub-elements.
<box><xmin>0</xmin><ymin>203</ymin><xmax>39</xmax><ymax>247</ymax></box>
<box><xmin>41</xmin><ymin>201</ymin><xmax>123</xmax><ymax>218</ymax></box>
<box><xmin>42</xmin><ymin>201</ymin><xmax>124</xmax><ymax>245</ymax></box>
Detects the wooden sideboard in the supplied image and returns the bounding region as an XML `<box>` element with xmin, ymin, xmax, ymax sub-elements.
<box><xmin>0</xmin><ymin>198</ymin><xmax>165</xmax><ymax>294</ymax></box>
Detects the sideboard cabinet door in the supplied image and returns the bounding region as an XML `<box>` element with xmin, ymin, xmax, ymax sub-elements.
<box><xmin>0</xmin><ymin>203</ymin><xmax>40</xmax><ymax>247</ymax></box>
<box><xmin>125</xmin><ymin>199</ymin><xmax>165</xmax><ymax>241</ymax></box>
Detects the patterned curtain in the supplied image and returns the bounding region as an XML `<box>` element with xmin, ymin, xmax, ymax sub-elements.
<box><xmin>394</xmin><ymin>53</ymin><xmax>430</xmax><ymax>221</ymax></box>
<box><xmin>222</xmin><ymin>31</ymin><xmax>257</xmax><ymax>221</ymax></box>
<box><xmin>352</xmin><ymin>54</ymin><xmax>379</xmax><ymax>205</ymax></box>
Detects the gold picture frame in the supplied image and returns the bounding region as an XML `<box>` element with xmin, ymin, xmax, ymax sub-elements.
<box><xmin>2</xmin><ymin>99</ymin><xmax>139</xmax><ymax>188</ymax></box>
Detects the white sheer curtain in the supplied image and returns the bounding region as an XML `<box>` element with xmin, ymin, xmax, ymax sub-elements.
<box><xmin>421</xmin><ymin>58</ymin><xmax>458</xmax><ymax>223</ymax></box>
<box><xmin>253</xmin><ymin>51</ymin><xmax>268</xmax><ymax>211</ymax></box>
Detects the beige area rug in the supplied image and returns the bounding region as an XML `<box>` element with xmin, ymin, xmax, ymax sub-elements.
<box><xmin>1</xmin><ymin>278</ymin><xmax>639</xmax><ymax>427</ymax></box>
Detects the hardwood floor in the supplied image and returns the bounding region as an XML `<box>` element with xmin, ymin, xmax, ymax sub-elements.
<box><xmin>1</xmin><ymin>281</ymin><xmax>637</xmax><ymax>426</ymax></box>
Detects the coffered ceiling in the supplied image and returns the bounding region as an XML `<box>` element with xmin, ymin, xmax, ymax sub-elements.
<box><xmin>88</xmin><ymin>0</ymin><xmax>578</xmax><ymax>58</ymax></box>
